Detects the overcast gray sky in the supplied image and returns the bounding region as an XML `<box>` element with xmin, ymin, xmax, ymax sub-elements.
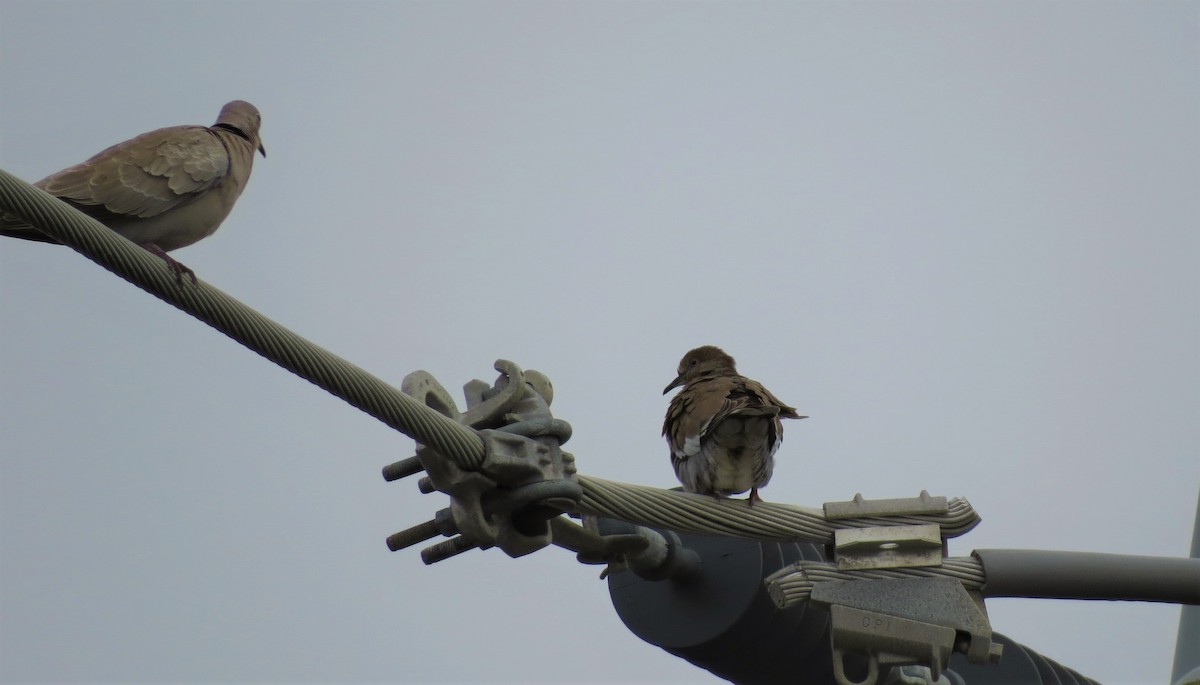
<box><xmin>1</xmin><ymin>1</ymin><xmax>1197</xmax><ymax>684</ymax></box>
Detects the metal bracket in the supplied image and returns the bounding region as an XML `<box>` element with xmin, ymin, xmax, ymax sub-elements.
<box><xmin>834</xmin><ymin>524</ymin><xmax>943</xmax><ymax>570</ymax></box>
<box><xmin>812</xmin><ymin>577</ymin><xmax>1003</xmax><ymax>685</ymax></box>
<box><xmin>823</xmin><ymin>492</ymin><xmax>950</xmax><ymax>572</ymax></box>
<box><xmin>824</xmin><ymin>491</ymin><xmax>948</xmax><ymax>519</ymax></box>
<box><xmin>383</xmin><ymin>360</ymin><xmax>578</xmax><ymax>563</ymax></box>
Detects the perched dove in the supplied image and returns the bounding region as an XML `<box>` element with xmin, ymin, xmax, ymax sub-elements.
<box><xmin>663</xmin><ymin>346</ymin><xmax>805</xmax><ymax>505</ymax></box>
<box><xmin>0</xmin><ymin>100</ymin><xmax>266</xmax><ymax>282</ymax></box>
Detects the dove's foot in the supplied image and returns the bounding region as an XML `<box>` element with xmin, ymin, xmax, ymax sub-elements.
<box><xmin>139</xmin><ymin>242</ymin><xmax>197</xmax><ymax>284</ymax></box>
<box><xmin>747</xmin><ymin>488</ymin><xmax>763</xmax><ymax>507</ymax></box>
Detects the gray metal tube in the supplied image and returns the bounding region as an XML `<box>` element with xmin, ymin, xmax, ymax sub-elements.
<box><xmin>973</xmin><ymin>549</ymin><xmax>1200</xmax><ymax>604</ymax></box>
<box><xmin>1172</xmin><ymin>489</ymin><xmax>1200</xmax><ymax>685</ymax></box>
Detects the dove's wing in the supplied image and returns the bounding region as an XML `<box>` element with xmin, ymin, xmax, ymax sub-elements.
<box><xmin>665</xmin><ymin>376</ymin><xmax>743</xmax><ymax>460</ymax></box>
<box><xmin>40</xmin><ymin>124</ymin><xmax>231</xmax><ymax>219</ymax></box>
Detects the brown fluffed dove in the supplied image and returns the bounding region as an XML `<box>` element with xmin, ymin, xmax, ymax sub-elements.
<box><xmin>663</xmin><ymin>346</ymin><xmax>805</xmax><ymax>505</ymax></box>
<box><xmin>0</xmin><ymin>100</ymin><xmax>266</xmax><ymax>282</ymax></box>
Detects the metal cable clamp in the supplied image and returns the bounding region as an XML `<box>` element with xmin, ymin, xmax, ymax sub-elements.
<box><xmin>383</xmin><ymin>360</ymin><xmax>578</xmax><ymax>563</ymax></box>
<box><xmin>770</xmin><ymin>492</ymin><xmax>1002</xmax><ymax>685</ymax></box>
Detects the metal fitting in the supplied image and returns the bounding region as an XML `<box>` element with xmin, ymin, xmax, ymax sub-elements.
<box><xmin>383</xmin><ymin>360</ymin><xmax>578</xmax><ymax>563</ymax></box>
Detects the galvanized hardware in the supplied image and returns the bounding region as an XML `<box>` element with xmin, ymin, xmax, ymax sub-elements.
<box><xmin>382</xmin><ymin>360</ymin><xmax>578</xmax><ymax>563</ymax></box>
<box><xmin>590</xmin><ymin>518</ymin><xmax>702</xmax><ymax>582</ymax></box>
<box><xmin>386</xmin><ymin>508</ymin><xmax>459</xmax><ymax>552</ymax></box>
<box><xmin>764</xmin><ymin>493</ymin><xmax>1003</xmax><ymax>683</ymax></box>
<box><xmin>824</xmin><ymin>493</ymin><xmax>950</xmax><ymax>572</ymax></box>
<box><xmin>812</xmin><ymin>577</ymin><xmax>1003</xmax><ymax>685</ymax></box>
<box><xmin>382</xmin><ymin>455</ymin><xmax>423</xmax><ymax>482</ymax></box>
<box><xmin>824</xmin><ymin>491</ymin><xmax>948</xmax><ymax>520</ymax></box>
<box><xmin>622</xmin><ymin>526</ymin><xmax>701</xmax><ymax>582</ymax></box>
<box><xmin>551</xmin><ymin>516</ymin><xmax>654</xmax><ymax>579</ymax></box>
<box><xmin>834</xmin><ymin>523</ymin><xmax>943</xmax><ymax>570</ymax></box>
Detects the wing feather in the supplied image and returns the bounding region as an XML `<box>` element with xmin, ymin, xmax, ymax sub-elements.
<box><xmin>37</xmin><ymin>125</ymin><xmax>230</xmax><ymax>219</ymax></box>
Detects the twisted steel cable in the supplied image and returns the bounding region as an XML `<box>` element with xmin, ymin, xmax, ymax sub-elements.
<box><xmin>0</xmin><ymin>168</ymin><xmax>485</xmax><ymax>467</ymax></box>
<box><xmin>579</xmin><ymin>476</ymin><xmax>979</xmax><ymax>542</ymax></box>
<box><xmin>0</xmin><ymin>167</ymin><xmax>981</xmax><ymax>544</ymax></box>
<box><xmin>764</xmin><ymin>558</ymin><xmax>989</xmax><ymax>608</ymax></box>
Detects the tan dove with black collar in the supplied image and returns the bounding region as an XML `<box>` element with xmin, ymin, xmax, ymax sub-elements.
<box><xmin>663</xmin><ymin>346</ymin><xmax>805</xmax><ymax>505</ymax></box>
<box><xmin>0</xmin><ymin>100</ymin><xmax>266</xmax><ymax>282</ymax></box>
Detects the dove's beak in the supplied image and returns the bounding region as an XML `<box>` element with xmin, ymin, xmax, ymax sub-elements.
<box><xmin>258</xmin><ymin>141</ymin><xmax>267</xmax><ymax>158</ymax></box>
<box><xmin>663</xmin><ymin>375</ymin><xmax>684</xmax><ymax>395</ymax></box>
